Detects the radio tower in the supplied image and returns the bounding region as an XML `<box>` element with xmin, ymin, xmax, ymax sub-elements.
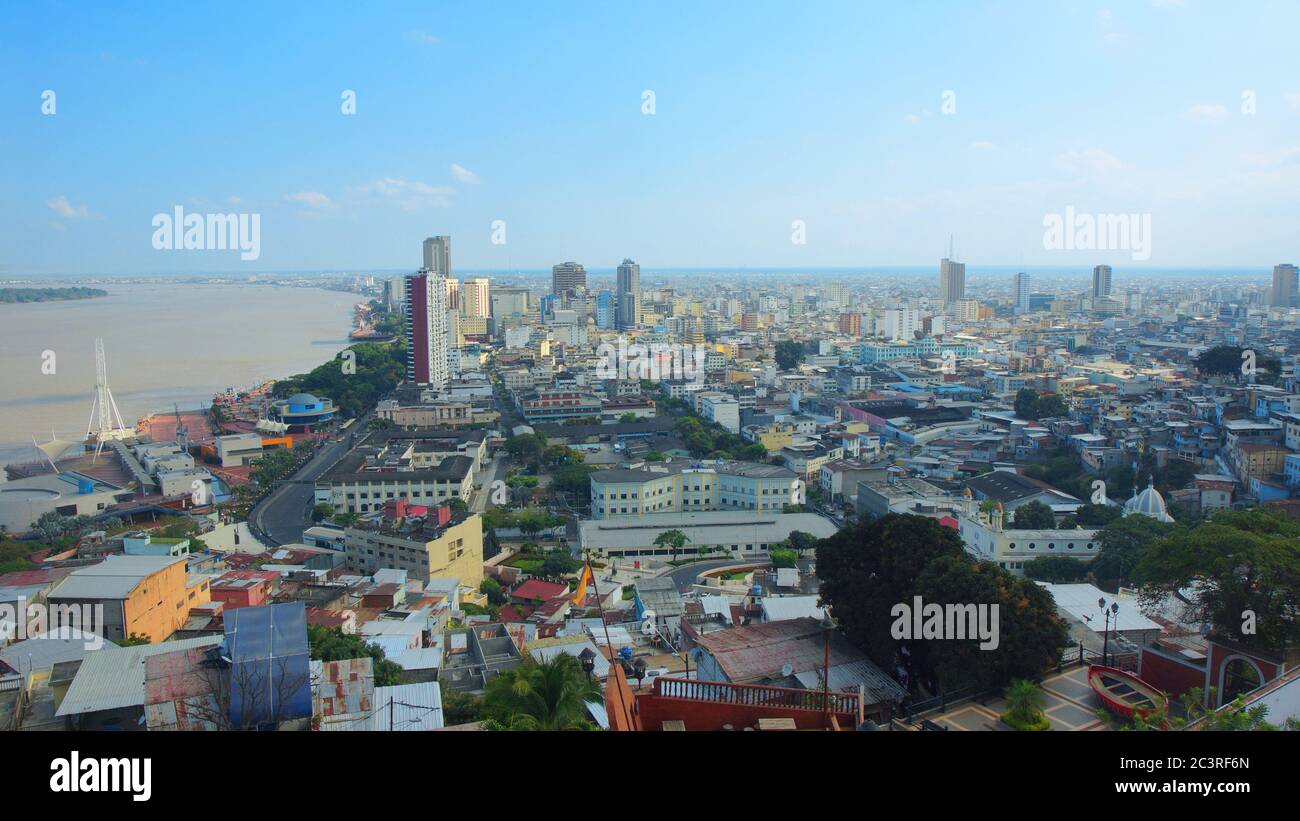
<box><xmin>86</xmin><ymin>338</ymin><xmax>131</xmax><ymax>461</ymax></box>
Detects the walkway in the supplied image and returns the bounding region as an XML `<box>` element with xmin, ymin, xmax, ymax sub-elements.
<box><xmin>913</xmin><ymin>666</ymin><xmax>1107</xmax><ymax>731</ymax></box>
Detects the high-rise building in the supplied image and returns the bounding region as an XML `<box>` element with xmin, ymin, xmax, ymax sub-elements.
<box><xmin>462</xmin><ymin>278</ymin><xmax>490</xmax><ymax>318</ymax></box>
<box><xmin>445</xmin><ymin>278</ymin><xmax>460</xmax><ymax>312</ymax></box>
<box><xmin>1092</xmin><ymin>264</ymin><xmax>1113</xmax><ymax>300</ymax></box>
<box><xmin>491</xmin><ymin>288</ymin><xmax>530</xmax><ymax>322</ymax></box>
<box><xmin>551</xmin><ymin>261</ymin><xmax>586</xmax><ymax>297</ymax></box>
<box><xmin>838</xmin><ymin>312</ymin><xmax>861</xmax><ymax>336</ymax></box>
<box><xmin>1271</xmin><ymin>264</ymin><xmax>1298</xmax><ymax>308</ymax></box>
<box><xmin>879</xmin><ymin>308</ymin><xmax>920</xmax><ymax>341</ymax></box>
<box><xmin>616</xmin><ymin>258</ymin><xmax>640</xmax><ymax>329</ymax></box>
<box><xmin>940</xmin><ymin>257</ymin><xmax>966</xmax><ymax>307</ymax></box>
<box><xmin>405</xmin><ymin>268</ymin><xmax>449</xmax><ymax>389</ymax></box>
<box><xmin>595</xmin><ymin>290</ymin><xmax>615</xmax><ymax>329</ymax></box>
<box><xmin>422</xmin><ymin>236</ymin><xmax>451</xmax><ymax>277</ymax></box>
<box><xmin>1014</xmin><ymin>272</ymin><xmax>1031</xmax><ymax>314</ymax></box>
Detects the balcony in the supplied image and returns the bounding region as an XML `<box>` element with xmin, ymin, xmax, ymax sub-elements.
<box><xmin>606</xmin><ymin>667</ymin><xmax>864</xmax><ymax>731</ymax></box>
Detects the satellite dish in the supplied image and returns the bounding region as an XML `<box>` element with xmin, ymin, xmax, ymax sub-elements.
<box><xmin>781</xmin><ymin>663</ymin><xmax>794</xmax><ymax>678</ymax></box>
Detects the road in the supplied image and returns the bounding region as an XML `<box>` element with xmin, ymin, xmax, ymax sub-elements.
<box><xmin>661</xmin><ymin>560</ymin><xmax>749</xmax><ymax>593</ymax></box>
<box><xmin>469</xmin><ymin>452</ymin><xmax>505</xmax><ymax>513</ymax></box>
<box><xmin>250</xmin><ymin>410</ymin><xmax>372</xmax><ymax>545</ymax></box>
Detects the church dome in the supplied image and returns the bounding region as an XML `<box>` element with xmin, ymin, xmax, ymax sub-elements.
<box><xmin>1124</xmin><ymin>481</ymin><xmax>1174</xmax><ymax>523</ymax></box>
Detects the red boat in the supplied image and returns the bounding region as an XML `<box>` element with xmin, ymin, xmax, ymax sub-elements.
<box><xmin>1088</xmin><ymin>665</ymin><xmax>1167</xmax><ymax>720</ymax></box>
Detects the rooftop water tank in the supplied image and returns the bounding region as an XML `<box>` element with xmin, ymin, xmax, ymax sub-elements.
<box><xmin>77</xmin><ymin>478</ymin><xmax>96</xmax><ymax>494</ymax></box>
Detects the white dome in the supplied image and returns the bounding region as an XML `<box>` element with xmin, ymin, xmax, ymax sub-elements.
<box><xmin>1124</xmin><ymin>481</ymin><xmax>1173</xmax><ymax>523</ymax></box>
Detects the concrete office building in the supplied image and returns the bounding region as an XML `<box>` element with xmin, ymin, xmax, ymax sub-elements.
<box><xmin>590</xmin><ymin>459</ymin><xmax>800</xmax><ymax>520</ymax></box>
<box><xmin>616</xmin><ymin>258</ymin><xmax>640</xmax><ymax>329</ymax></box>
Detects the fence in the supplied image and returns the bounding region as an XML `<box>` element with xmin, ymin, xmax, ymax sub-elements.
<box><xmin>653</xmin><ymin>677</ymin><xmax>860</xmax><ymax>716</ymax></box>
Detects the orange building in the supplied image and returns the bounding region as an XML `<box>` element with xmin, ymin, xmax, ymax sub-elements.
<box><xmin>47</xmin><ymin>555</ymin><xmax>211</xmax><ymax>643</ymax></box>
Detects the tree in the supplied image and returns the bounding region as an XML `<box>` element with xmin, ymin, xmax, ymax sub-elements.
<box><xmin>1071</xmin><ymin>503</ymin><xmax>1121</xmax><ymax>527</ymax></box>
<box><xmin>1134</xmin><ymin>509</ymin><xmax>1300</xmax><ymax>653</ymax></box>
<box><xmin>816</xmin><ymin>514</ymin><xmax>967</xmax><ymax>666</ymax></box>
<box><xmin>654</xmin><ymin>529</ymin><xmax>688</xmax><ymax>562</ymax></box>
<box><xmin>480</xmin><ymin>577</ymin><xmax>508</xmax><ymax>606</ymax></box>
<box><xmin>308</xmin><ymin>624</ymin><xmax>405</xmax><ymax>687</ymax></box>
<box><xmin>914</xmin><ymin>555</ymin><xmax>1070</xmax><ymax>690</ymax></box>
<box><xmin>769</xmin><ymin>547</ymin><xmax>798</xmax><ymax>568</ymax></box>
<box><xmin>119</xmin><ymin>633</ymin><xmax>152</xmax><ymax>647</ymax></box>
<box><xmin>1023</xmin><ymin>555</ymin><xmax>1091</xmax><ymax>582</ymax></box>
<box><xmin>1013</xmin><ymin>388</ymin><xmax>1039</xmax><ymax>420</ymax></box>
<box><xmin>787</xmin><ymin>530</ymin><xmax>818</xmax><ymax>554</ymax></box>
<box><xmin>1014</xmin><ymin>389</ymin><xmax>1067</xmax><ymax>420</ymax></box>
<box><xmin>1010</xmin><ymin>500</ymin><xmax>1055</xmax><ymax>530</ymax></box>
<box><xmin>312</xmin><ymin>503</ymin><xmax>334</xmax><ymax>522</ymax></box>
<box><xmin>774</xmin><ymin>340</ymin><xmax>804</xmax><ymax>371</ymax></box>
<box><xmin>1001</xmin><ymin>679</ymin><xmax>1049</xmax><ymax>731</ymax></box>
<box><xmin>1091</xmin><ymin>514</ymin><xmax>1176</xmax><ymax>586</ymax></box>
<box><xmin>481</xmin><ymin>654</ymin><xmax>603</xmax><ymax>731</ymax></box>
<box><xmin>442</xmin><ymin>689</ymin><xmax>483</xmax><ymax>726</ymax></box>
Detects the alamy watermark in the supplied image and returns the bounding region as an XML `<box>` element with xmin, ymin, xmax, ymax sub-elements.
<box><xmin>0</xmin><ymin>598</ymin><xmax>104</xmax><ymax>650</ymax></box>
<box><xmin>1042</xmin><ymin>205</ymin><xmax>1151</xmax><ymax>261</ymax></box>
<box><xmin>891</xmin><ymin>595</ymin><xmax>1000</xmax><ymax>650</ymax></box>
<box><xmin>596</xmin><ymin>335</ymin><xmax>706</xmax><ymax>383</ymax></box>
<box><xmin>152</xmin><ymin>206</ymin><xmax>261</xmax><ymax>261</ymax></box>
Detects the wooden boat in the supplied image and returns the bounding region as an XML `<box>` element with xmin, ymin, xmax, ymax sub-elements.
<box><xmin>1088</xmin><ymin>665</ymin><xmax>1166</xmax><ymax>720</ymax></box>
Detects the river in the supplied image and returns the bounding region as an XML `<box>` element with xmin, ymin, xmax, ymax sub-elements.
<box><xmin>0</xmin><ymin>282</ymin><xmax>360</xmax><ymax>469</ymax></box>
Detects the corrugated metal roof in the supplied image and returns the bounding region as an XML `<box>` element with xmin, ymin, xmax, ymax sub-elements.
<box><xmin>371</xmin><ymin>681</ymin><xmax>443</xmax><ymax>730</ymax></box>
<box><xmin>56</xmin><ymin>636</ymin><xmax>223</xmax><ymax>717</ymax></box>
<box><xmin>0</xmin><ymin>627</ymin><xmax>121</xmax><ymax>676</ymax></box>
<box><xmin>759</xmin><ymin>595</ymin><xmax>825</xmax><ymax>623</ymax></box>
<box><xmin>793</xmin><ymin>659</ymin><xmax>907</xmax><ymax>705</ymax></box>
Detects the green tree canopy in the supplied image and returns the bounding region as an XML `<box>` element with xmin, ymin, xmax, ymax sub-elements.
<box><xmin>1010</xmin><ymin>500</ymin><xmax>1056</xmax><ymax>530</ymax></box>
<box><xmin>481</xmin><ymin>654</ymin><xmax>603</xmax><ymax>731</ymax></box>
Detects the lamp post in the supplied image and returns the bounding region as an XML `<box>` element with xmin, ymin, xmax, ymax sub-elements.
<box><xmin>1098</xmin><ymin>598</ymin><xmax>1119</xmax><ymax>667</ymax></box>
<box><xmin>820</xmin><ymin>611</ymin><xmax>837</xmax><ymax>721</ymax></box>
<box><xmin>631</xmin><ymin>657</ymin><xmax>647</xmax><ymax>690</ymax></box>
<box><xmin>579</xmin><ymin>647</ymin><xmax>596</xmax><ymax>682</ymax></box>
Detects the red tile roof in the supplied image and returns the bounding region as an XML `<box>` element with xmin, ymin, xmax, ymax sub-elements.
<box><xmin>511</xmin><ymin>578</ymin><xmax>568</xmax><ymax>601</ymax></box>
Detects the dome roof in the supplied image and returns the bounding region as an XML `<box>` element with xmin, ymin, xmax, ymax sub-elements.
<box><xmin>1124</xmin><ymin>481</ymin><xmax>1173</xmax><ymax>522</ymax></box>
<box><xmin>285</xmin><ymin>393</ymin><xmax>320</xmax><ymax>405</ymax></box>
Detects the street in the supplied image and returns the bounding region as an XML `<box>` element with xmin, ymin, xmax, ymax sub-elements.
<box><xmin>249</xmin><ymin>409</ymin><xmax>373</xmax><ymax>545</ymax></box>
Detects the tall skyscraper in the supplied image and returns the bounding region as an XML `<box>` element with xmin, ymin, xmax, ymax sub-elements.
<box><xmin>939</xmin><ymin>257</ymin><xmax>965</xmax><ymax>307</ymax></box>
<box><xmin>405</xmin><ymin>267</ymin><xmax>449</xmax><ymax>389</ymax></box>
<box><xmin>445</xmin><ymin>278</ymin><xmax>460</xmax><ymax>312</ymax></box>
<box><xmin>939</xmin><ymin>239</ymin><xmax>965</xmax><ymax>308</ymax></box>
<box><xmin>422</xmin><ymin>236</ymin><xmax>451</xmax><ymax>277</ymax></box>
<box><xmin>616</xmin><ymin>258</ymin><xmax>640</xmax><ymax>329</ymax></box>
<box><xmin>462</xmin><ymin>277</ymin><xmax>490</xmax><ymax>318</ymax></box>
<box><xmin>1014</xmin><ymin>272</ymin><xmax>1031</xmax><ymax>314</ymax></box>
<box><xmin>1092</xmin><ymin>264</ymin><xmax>1113</xmax><ymax>300</ymax></box>
<box><xmin>552</xmin><ymin>261</ymin><xmax>586</xmax><ymax>297</ymax></box>
<box><xmin>1271</xmin><ymin>263</ymin><xmax>1298</xmax><ymax>308</ymax></box>
<box><xmin>596</xmin><ymin>290</ymin><xmax>615</xmax><ymax>329</ymax></box>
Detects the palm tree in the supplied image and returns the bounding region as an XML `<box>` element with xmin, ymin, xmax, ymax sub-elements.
<box><xmin>481</xmin><ymin>654</ymin><xmax>603</xmax><ymax>731</ymax></box>
<box><xmin>1003</xmin><ymin>678</ymin><xmax>1046</xmax><ymax>729</ymax></box>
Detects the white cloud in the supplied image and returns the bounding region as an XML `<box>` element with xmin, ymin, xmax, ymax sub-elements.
<box><xmin>1185</xmin><ymin>103</ymin><xmax>1228</xmax><ymax>124</ymax></box>
<box><xmin>1242</xmin><ymin>146</ymin><xmax>1300</xmax><ymax>169</ymax></box>
<box><xmin>226</xmin><ymin>195</ymin><xmax>242</xmax><ymax>205</ymax></box>
<box><xmin>970</xmin><ymin>141</ymin><xmax>996</xmax><ymax>151</ymax></box>
<box><xmin>1057</xmin><ymin>148</ymin><xmax>1122</xmax><ymax>174</ymax></box>
<box><xmin>284</xmin><ymin>191</ymin><xmax>333</xmax><ymax>209</ymax></box>
<box><xmin>356</xmin><ymin>177</ymin><xmax>454</xmax><ymax>210</ymax></box>
<box><xmin>407</xmin><ymin>31</ymin><xmax>441</xmax><ymax>45</ymax></box>
<box><xmin>46</xmin><ymin>195</ymin><xmax>90</xmax><ymax>219</ymax></box>
<box><xmin>903</xmin><ymin>113</ymin><xmax>920</xmax><ymax>125</ymax></box>
<box><xmin>450</xmin><ymin>163</ymin><xmax>481</xmax><ymax>184</ymax></box>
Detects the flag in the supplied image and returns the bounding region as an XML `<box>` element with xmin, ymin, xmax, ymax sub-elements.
<box><xmin>572</xmin><ymin>561</ymin><xmax>594</xmax><ymax>606</ymax></box>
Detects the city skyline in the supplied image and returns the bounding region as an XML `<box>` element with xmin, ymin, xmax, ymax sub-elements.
<box><xmin>5</xmin><ymin>1</ymin><xmax>1300</xmax><ymax>275</ymax></box>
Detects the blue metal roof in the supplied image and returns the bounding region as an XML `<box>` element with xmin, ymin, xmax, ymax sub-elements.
<box><xmin>224</xmin><ymin>601</ymin><xmax>312</xmax><ymax>728</ymax></box>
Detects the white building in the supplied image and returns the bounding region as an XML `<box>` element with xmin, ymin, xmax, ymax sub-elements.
<box><xmin>590</xmin><ymin>459</ymin><xmax>799</xmax><ymax>520</ymax></box>
<box><xmin>957</xmin><ymin>505</ymin><xmax>1100</xmax><ymax>575</ymax></box>
<box><xmin>699</xmin><ymin>393</ymin><xmax>740</xmax><ymax>433</ymax></box>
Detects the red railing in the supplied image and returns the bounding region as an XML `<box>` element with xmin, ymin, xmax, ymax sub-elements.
<box><xmin>652</xmin><ymin>677</ymin><xmax>859</xmax><ymax>716</ymax></box>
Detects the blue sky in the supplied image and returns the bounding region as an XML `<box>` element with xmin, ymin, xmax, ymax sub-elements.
<box><xmin>2</xmin><ymin>1</ymin><xmax>1299</xmax><ymax>275</ymax></box>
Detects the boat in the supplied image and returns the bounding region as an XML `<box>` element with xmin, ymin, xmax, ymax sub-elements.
<box><xmin>1088</xmin><ymin>665</ymin><xmax>1167</xmax><ymax>720</ymax></box>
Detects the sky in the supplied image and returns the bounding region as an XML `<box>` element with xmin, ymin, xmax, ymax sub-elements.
<box><xmin>2</xmin><ymin>1</ymin><xmax>1299</xmax><ymax>275</ymax></box>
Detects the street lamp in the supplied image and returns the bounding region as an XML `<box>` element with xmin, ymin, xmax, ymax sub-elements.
<box><xmin>1098</xmin><ymin>598</ymin><xmax>1119</xmax><ymax>667</ymax></box>
<box><xmin>820</xmin><ymin>611</ymin><xmax>838</xmax><ymax>719</ymax></box>
<box><xmin>631</xmin><ymin>657</ymin><xmax>647</xmax><ymax>690</ymax></box>
<box><xmin>579</xmin><ymin>647</ymin><xmax>596</xmax><ymax>681</ymax></box>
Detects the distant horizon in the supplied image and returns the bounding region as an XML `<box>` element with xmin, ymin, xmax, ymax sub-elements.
<box><xmin>3</xmin><ymin>263</ymin><xmax>1288</xmax><ymax>281</ymax></box>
